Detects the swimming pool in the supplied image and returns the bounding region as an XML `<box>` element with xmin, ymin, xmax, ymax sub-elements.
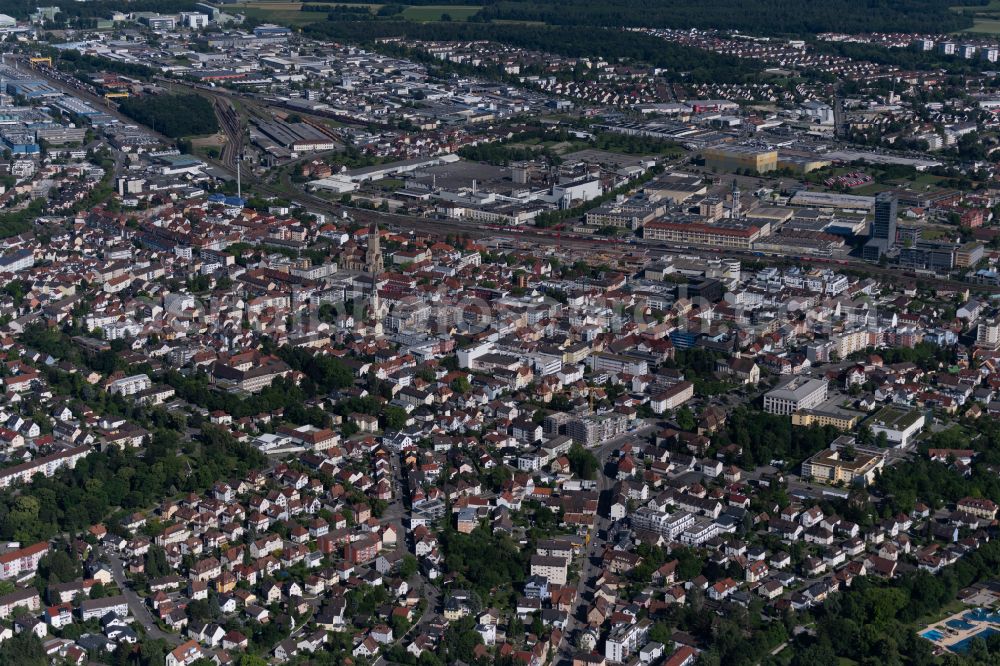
<box><xmin>922</xmin><ymin>629</ymin><xmax>945</xmax><ymax>641</ymax></box>
<box><xmin>947</xmin><ymin>619</ymin><xmax>977</xmax><ymax>630</ymax></box>
<box><xmin>950</xmin><ymin>627</ymin><xmax>1000</xmax><ymax>653</ymax></box>
<box><xmin>965</xmin><ymin>609</ymin><xmax>1000</xmax><ymax>624</ymax></box>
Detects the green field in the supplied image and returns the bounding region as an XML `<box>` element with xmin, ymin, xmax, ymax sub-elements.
<box><xmin>238</xmin><ymin>7</ymin><xmax>324</xmax><ymax>25</ymax></box>
<box><xmin>961</xmin><ymin>18</ymin><xmax>1000</xmax><ymax>33</ymax></box>
<box><xmin>851</xmin><ymin>183</ymin><xmax>894</xmax><ymax>196</ymax></box>
<box><xmin>951</xmin><ymin>0</ymin><xmax>1000</xmax><ymax>33</ymax></box>
<box><xmin>907</xmin><ymin>173</ymin><xmax>948</xmax><ymax>187</ymax></box>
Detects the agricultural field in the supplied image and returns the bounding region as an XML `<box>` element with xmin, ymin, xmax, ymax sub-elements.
<box><xmin>952</xmin><ymin>0</ymin><xmax>1000</xmax><ymax>33</ymax></box>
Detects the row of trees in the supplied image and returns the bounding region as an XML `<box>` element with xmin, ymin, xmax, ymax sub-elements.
<box><xmin>457</xmin><ymin>142</ymin><xmax>561</xmax><ymax>167</ymax></box>
<box><xmin>57</xmin><ymin>49</ymin><xmax>154</xmax><ymax>79</ymax></box>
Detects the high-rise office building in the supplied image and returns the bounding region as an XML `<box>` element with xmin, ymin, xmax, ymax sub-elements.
<box><xmin>864</xmin><ymin>192</ymin><xmax>897</xmax><ymax>261</ymax></box>
<box><xmin>872</xmin><ymin>192</ymin><xmax>897</xmax><ymax>244</ymax></box>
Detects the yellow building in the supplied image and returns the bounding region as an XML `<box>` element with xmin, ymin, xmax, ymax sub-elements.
<box><xmin>777</xmin><ymin>154</ymin><xmax>831</xmax><ymax>174</ymax></box>
<box><xmin>703</xmin><ymin>145</ymin><xmax>778</xmax><ymax>174</ymax></box>
<box><xmin>801</xmin><ymin>445</ymin><xmax>885</xmax><ymax>486</ymax></box>
<box><xmin>792</xmin><ymin>409</ymin><xmax>861</xmax><ymax>431</ymax></box>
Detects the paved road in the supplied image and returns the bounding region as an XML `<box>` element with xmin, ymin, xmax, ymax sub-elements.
<box><xmin>102</xmin><ymin>547</ymin><xmax>181</xmax><ymax>645</ymax></box>
<box><xmin>370</xmin><ymin>443</ymin><xmax>441</xmax><ymax>666</ymax></box>
<box><xmin>555</xmin><ymin>426</ymin><xmax>652</xmax><ymax>663</ymax></box>
<box><xmin>372</xmin><ymin>579</ymin><xmax>441</xmax><ymax>666</ymax></box>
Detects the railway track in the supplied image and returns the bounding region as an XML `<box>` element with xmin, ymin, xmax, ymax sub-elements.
<box><xmin>212</xmin><ymin>97</ymin><xmax>243</xmax><ymax>168</ymax></box>
<box><xmin>163</xmin><ymin>80</ymin><xmax>1000</xmax><ymax>296</ymax></box>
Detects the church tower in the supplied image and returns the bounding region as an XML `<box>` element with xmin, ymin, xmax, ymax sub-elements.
<box><xmin>366</xmin><ymin>222</ymin><xmax>384</xmax><ymax>275</ymax></box>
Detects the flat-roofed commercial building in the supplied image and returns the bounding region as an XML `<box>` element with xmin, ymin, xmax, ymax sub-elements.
<box><xmin>703</xmin><ymin>145</ymin><xmax>778</xmax><ymax>174</ymax></box>
<box><xmin>764</xmin><ymin>377</ymin><xmax>828</xmax><ymax>415</ymax></box>
<box><xmin>866</xmin><ymin>406</ymin><xmax>925</xmax><ymax>448</ymax></box>
<box><xmin>777</xmin><ymin>152</ymin><xmax>831</xmax><ymax>174</ymax></box>
<box><xmin>644</xmin><ymin>220</ymin><xmax>763</xmax><ymax>250</ymax></box>
<box><xmin>956</xmin><ymin>242</ymin><xmax>985</xmax><ymax>268</ymax></box>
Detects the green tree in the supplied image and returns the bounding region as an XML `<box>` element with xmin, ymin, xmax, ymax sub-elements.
<box><xmin>567</xmin><ymin>443</ymin><xmax>599</xmax><ymax>480</ymax></box>
<box><xmin>676</xmin><ymin>406</ymin><xmax>696</xmax><ymax>432</ymax></box>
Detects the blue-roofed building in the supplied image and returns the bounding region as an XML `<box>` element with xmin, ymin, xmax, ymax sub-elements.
<box><xmin>974</xmin><ymin>269</ymin><xmax>1000</xmax><ymax>286</ymax></box>
<box><xmin>1</xmin><ymin>129</ymin><xmax>39</xmax><ymax>154</ymax></box>
<box><xmin>153</xmin><ymin>154</ymin><xmax>206</xmax><ymax>175</ymax></box>
<box><xmin>6</xmin><ymin>79</ymin><xmax>60</xmax><ymax>99</ymax></box>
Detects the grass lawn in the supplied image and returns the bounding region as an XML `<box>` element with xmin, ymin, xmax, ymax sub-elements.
<box><xmin>908</xmin><ymin>599</ymin><xmax>969</xmax><ymax>631</ymax></box>
<box><xmin>373</xmin><ymin>177</ymin><xmax>405</xmax><ymax>191</ymax></box>
<box><xmin>908</xmin><ymin>173</ymin><xmax>948</xmax><ymax>187</ymax></box>
<box><xmin>962</xmin><ymin>20</ymin><xmax>1000</xmax><ymax>33</ymax></box>
<box><xmin>921</xmin><ymin>228</ymin><xmax>953</xmax><ymax>240</ymax></box>
<box><xmin>850</xmin><ymin>183</ymin><xmax>893</xmax><ymax>195</ymax></box>
<box><xmin>951</xmin><ymin>0</ymin><xmax>1000</xmax><ymax>32</ymax></box>
<box><xmin>237</xmin><ymin>6</ymin><xmax>325</xmax><ymax>25</ymax></box>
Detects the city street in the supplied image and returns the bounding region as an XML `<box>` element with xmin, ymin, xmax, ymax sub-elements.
<box><xmin>101</xmin><ymin>547</ymin><xmax>180</xmax><ymax>646</ymax></box>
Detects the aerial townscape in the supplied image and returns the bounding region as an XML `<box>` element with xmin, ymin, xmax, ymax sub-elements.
<box><xmin>14</xmin><ymin>1</ymin><xmax>1000</xmax><ymax>666</ymax></box>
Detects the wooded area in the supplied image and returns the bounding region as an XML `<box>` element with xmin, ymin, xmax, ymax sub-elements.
<box><xmin>118</xmin><ymin>94</ymin><xmax>219</xmax><ymax>139</ymax></box>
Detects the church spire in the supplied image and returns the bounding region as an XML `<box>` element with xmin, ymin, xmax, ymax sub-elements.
<box><xmin>366</xmin><ymin>222</ymin><xmax>383</xmax><ymax>276</ymax></box>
